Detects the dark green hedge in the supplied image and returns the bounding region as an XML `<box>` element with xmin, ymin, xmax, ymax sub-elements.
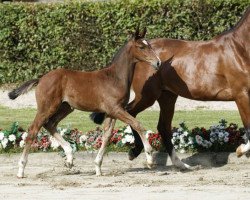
<box><xmin>0</xmin><ymin>0</ymin><xmax>249</xmax><ymax>84</ymax></box>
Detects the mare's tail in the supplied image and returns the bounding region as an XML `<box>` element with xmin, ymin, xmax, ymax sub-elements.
<box><xmin>8</xmin><ymin>79</ymin><xmax>39</xmax><ymax>100</ymax></box>
<box><xmin>89</xmin><ymin>112</ymin><xmax>106</xmax><ymax>125</ymax></box>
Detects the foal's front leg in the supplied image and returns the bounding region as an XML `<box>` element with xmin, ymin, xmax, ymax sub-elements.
<box><xmin>113</xmin><ymin>109</ymin><xmax>154</xmax><ymax>169</ymax></box>
<box><xmin>95</xmin><ymin>118</ymin><xmax>116</xmax><ymax>176</ymax></box>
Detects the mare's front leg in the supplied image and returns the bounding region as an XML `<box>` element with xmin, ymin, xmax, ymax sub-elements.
<box><xmin>95</xmin><ymin>118</ymin><xmax>116</xmax><ymax>176</ymax></box>
<box><xmin>157</xmin><ymin>91</ymin><xmax>190</xmax><ymax>169</ymax></box>
<box><xmin>235</xmin><ymin>93</ymin><xmax>250</xmax><ymax>157</ymax></box>
<box><xmin>112</xmin><ymin>109</ymin><xmax>154</xmax><ymax>168</ymax></box>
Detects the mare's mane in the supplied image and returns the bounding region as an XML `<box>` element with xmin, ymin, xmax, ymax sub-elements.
<box><xmin>215</xmin><ymin>6</ymin><xmax>250</xmax><ymax>38</ymax></box>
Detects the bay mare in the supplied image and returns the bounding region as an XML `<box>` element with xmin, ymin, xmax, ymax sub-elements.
<box><xmin>8</xmin><ymin>28</ymin><xmax>161</xmax><ymax>178</ymax></box>
<box><xmin>91</xmin><ymin>7</ymin><xmax>250</xmax><ymax>169</ymax></box>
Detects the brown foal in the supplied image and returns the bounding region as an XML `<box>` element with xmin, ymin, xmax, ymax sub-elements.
<box><xmin>91</xmin><ymin>7</ymin><xmax>250</xmax><ymax>169</ymax></box>
<box><xmin>9</xmin><ymin>27</ymin><xmax>161</xmax><ymax>178</ymax></box>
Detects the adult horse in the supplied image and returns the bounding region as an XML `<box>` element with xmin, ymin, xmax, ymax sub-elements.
<box><xmin>8</xmin><ymin>27</ymin><xmax>161</xmax><ymax>178</ymax></box>
<box><xmin>91</xmin><ymin>7</ymin><xmax>250</xmax><ymax>169</ymax></box>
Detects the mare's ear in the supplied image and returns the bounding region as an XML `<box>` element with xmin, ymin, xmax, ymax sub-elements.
<box><xmin>140</xmin><ymin>27</ymin><xmax>147</xmax><ymax>38</ymax></box>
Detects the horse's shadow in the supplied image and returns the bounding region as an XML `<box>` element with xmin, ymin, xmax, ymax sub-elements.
<box><xmin>126</xmin><ymin>152</ymin><xmax>232</xmax><ymax>173</ymax></box>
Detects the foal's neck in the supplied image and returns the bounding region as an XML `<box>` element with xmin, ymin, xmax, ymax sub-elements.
<box><xmin>110</xmin><ymin>44</ymin><xmax>136</xmax><ymax>88</ymax></box>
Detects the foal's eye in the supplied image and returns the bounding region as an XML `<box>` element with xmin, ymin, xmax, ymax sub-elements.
<box><xmin>139</xmin><ymin>46</ymin><xmax>145</xmax><ymax>50</ymax></box>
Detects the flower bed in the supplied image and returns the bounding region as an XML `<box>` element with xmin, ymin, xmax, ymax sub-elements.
<box><xmin>0</xmin><ymin>120</ymin><xmax>245</xmax><ymax>154</ymax></box>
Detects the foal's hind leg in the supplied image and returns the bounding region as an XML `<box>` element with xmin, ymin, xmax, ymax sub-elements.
<box><xmin>43</xmin><ymin>102</ymin><xmax>74</xmax><ymax>168</ymax></box>
<box><xmin>95</xmin><ymin>118</ymin><xmax>116</xmax><ymax>176</ymax></box>
<box><xmin>17</xmin><ymin>111</ymin><xmax>56</xmax><ymax>178</ymax></box>
<box><xmin>234</xmin><ymin>93</ymin><xmax>250</xmax><ymax>157</ymax></box>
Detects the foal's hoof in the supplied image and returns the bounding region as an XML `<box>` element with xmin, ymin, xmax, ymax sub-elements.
<box><xmin>236</xmin><ymin>145</ymin><xmax>244</xmax><ymax>158</ymax></box>
<box><xmin>147</xmin><ymin>163</ymin><xmax>156</xmax><ymax>169</ymax></box>
<box><xmin>17</xmin><ymin>175</ymin><xmax>25</xmax><ymax>179</ymax></box>
<box><xmin>65</xmin><ymin>162</ymin><xmax>74</xmax><ymax>169</ymax></box>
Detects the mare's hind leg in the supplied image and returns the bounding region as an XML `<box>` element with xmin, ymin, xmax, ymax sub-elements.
<box><xmin>234</xmin><ymin>93</ymin><xmax>250</xmax><ymax>157</ymax></box>
<box><xmin>95</xmin><ymin>118</ymin><xmax>116</xmax><ymax>176</ymax></box>
<box><xmin>43</xmin><ymin>102</ymin><xmax>74</xmax><ymax>168</ymax></box>
<box><xmin>157</xmin><ymin>91</ymin><xmax>190</xmax><ymax>169</ymax></box>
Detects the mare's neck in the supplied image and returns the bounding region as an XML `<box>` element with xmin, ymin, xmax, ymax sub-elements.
<box><xmin>233</xmin><ymin>8</ymin><xmax>250</xmax><ymax>49</ymax></box>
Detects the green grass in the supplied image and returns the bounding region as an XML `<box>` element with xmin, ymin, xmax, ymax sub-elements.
<box><xmin>0</xmin><ymin>105</ymin><xmax>243</xmax><ymax>132</ymax></box>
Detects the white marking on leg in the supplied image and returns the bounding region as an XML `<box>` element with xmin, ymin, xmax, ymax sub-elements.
<box><xmin>170</xmin><ymin>149</ymin><xmax>190</xmax><ymax>169</ymax></box>
<box><xmin>95</xmin><ymin>118</ymin><xmax>115</xmax><ymax>176</ymax></box>
<box><xmin>242</xmin><ymin>140</ymin><xmax>250</xmax><ymax>152</ymax></box>
<box><xmin>17</xmin><ymin>143</ymin><xmax>31</xmax><ymax>178</ymax></box>
<box><xmin>142</xmin><ymin>134</ymin><xmax>154</xmax><ymax>168</ymax></box>
<box><xmin>53</xmin><ymin>132</ymin><xmax>73</xmax><ymax>167</ymax></box>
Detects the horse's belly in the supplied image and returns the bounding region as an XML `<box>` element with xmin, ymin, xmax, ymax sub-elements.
<box><xmin>182</xmin><ymin>86</ymin><xmax>234</xmax><ymax>101</ymax></box>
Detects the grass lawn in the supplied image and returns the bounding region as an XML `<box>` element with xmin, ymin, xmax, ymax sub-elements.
<box><xmin>0</xmin><ymin>105</ymin><xmax>243</xmax><ymax>132</ymax></box>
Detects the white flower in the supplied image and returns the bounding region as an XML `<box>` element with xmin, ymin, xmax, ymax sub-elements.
<box><xmin>224</xmin><ymin>136</ymin><xmax>229</xmax><ymax>143</ymax></box>
<box><xmin>183</xmin><ymin>131</ymin><xmax>189</xmax><ymax>136</ymax></box>
<box><xmin>180</xmin><ymin>149</ymin><xmax>186</xmax><ymax>154</ymax></box>
<box><xmin>188</xmin><ymin>137</ymin><xmax>194</xmax><ymax>145</ymax></box>
<box><xmin>49</xmin><ymin>136</ymin><xmax>60</xmax><ymax>150</ymax></box>
<box><xmin>174</xmin><ymin>145</ymin><xmax>179</xmax><ymax>149</ymax></box>
<box><xmin>19</xmin><ymin>140</ymin><xmax>25</xmax><ymax>148</ymax></box>
<box><xmin>0</xmin><ymin>132</ymin><xmax>4</xmax><ymax>141</ymax></box>
<box><xmin>218</xmin><ymin>132</ymin><xmax>224</xmax><ymax>138</ymax></box>
<box><xmin>121</xmin><ymin>138</ymin><xmax>127</xmax><ymax>144</ymax></box>
<box><xmin>21</xmin><ymin>132</ymin><xmax>28</xmax><ymax>140</ymax></box>
<box><xmin>145</xmin><ymin>130</ymin><xmax>153</xmax><ymax>139</ymax></box>
<box><xmin>224</xmin><ymin>132</ymin><xmax>229</xmax><ymax>137</ymax></box>
<box><xmin>177</xmin><ymin>128</ymin><xmax>183</xmax><ymax>132</ymax></box>
<box><xmin>80</xmin><ymin>135</ymin><xmax>88</xmax><ymax>144</ymax></box>
<box><xmin>173</xmin><ymin>132</ymin><xmax>178</xmax><ymax>137</ymax></box>
<box><xmin>125</xmin><ymin>134</ymin><xmax>135</xmax><ymax>144</ymax></box>
<box><xmin>1</xmin><ymin>138</ymin><xmax>8</xmax><ymax>149</ymax></box>
<box><xmin>60</xmin><ymin>128</ymin><xmax>67</xmax><ymax>136</ymax></box>
<box><xmin>195</xmin><ymin>135</ymin><xmax>203</xmax><ymax>145</ymax></box>
<box><xmin>8</xmin><ymin>134</ymin><xmax>16</xmax><ymax>142</ymax></box>
<box><xmin>124</xmin><ymin>126</ymin><xmax>133</xmax><ymax>134</ymax></box>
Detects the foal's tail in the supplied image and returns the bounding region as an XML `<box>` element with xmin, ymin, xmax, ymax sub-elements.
<box><xmin>89</xmin><ymin>112</ymin><xmax>106</xmax><ymax>125</ymax></box>
<box><xmin>8</xmin><ymin>79</ymin><xmax>39</xmax><ymax>100</ymax></box>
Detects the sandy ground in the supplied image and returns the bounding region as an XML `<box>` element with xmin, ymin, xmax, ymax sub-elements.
<box><xmin>0</xmin><ymin>89</ymin><xmax>238</xmax><ymax>110</ymax></box>
<box><xmin>1</xmin><ymin>152</ymin><xmax>250</xmax><ymax>200</ymax></box>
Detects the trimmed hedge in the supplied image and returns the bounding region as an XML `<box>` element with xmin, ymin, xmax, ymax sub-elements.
<box><xmin>0</xmin><ymin>0</ymin><xmax>249</xmax><ymax>84</ymax></box>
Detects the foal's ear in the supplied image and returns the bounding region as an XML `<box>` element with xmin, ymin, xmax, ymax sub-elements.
<box><xmin>134</xmin><ymin>24</ymin><xmax>141</xmax><ymax>40</ymax></box>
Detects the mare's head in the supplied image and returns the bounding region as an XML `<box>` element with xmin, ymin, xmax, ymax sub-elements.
<box><xmin>129</xmin><ymin>26</ymin><xmax>161</xmax><ymax>69</ymax></box>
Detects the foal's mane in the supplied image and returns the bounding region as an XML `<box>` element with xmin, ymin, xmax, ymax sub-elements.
<box><xmin>110</xmin><ymin>40</ymin><xmax>128</xmax><ymax>63</ymax></box>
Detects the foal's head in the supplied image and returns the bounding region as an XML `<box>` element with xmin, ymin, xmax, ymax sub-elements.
<box><xmin>129</xmin><ymin>27</ymin><xmax>161</xmax><ymax>69</ymax></box>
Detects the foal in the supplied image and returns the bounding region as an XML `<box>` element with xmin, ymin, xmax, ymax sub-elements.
<box><xmin>9</xmin><ymin>28</ymin><xmax>161</xmax><ymax>178</ymax></box>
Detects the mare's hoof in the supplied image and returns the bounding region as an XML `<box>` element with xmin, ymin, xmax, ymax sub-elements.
<box><xmin>128</xmin><ymin>149</ymin><xmax>136</xmax><ymax>161</ymax></box>
<box><xmin>245</xmin><ymin>151</ymin><xmax>250</xmax><ymax>158</ymax></box>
